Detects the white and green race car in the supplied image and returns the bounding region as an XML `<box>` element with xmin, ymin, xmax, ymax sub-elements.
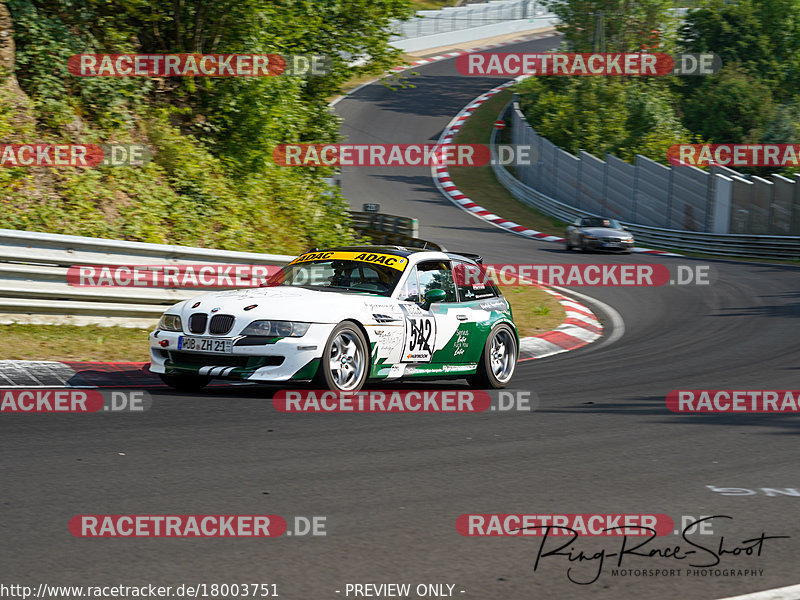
<box><xmin>149</xmin><ymin>246</ymin><xmax>519</xmax><ymax>392</ymax></box>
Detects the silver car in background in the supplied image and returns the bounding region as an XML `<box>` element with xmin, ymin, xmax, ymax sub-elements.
<box><xmin>565</xmin><ymin>217</ymin><xmax>634</xmax><ymax>253</ymax></box>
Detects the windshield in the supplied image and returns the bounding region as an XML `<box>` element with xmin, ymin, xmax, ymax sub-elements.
<box><xmin>266</xmin><ymin>255</ymin><xmax>406</xmax><ymax>296</ymax></box>
<box><xmin>581</xmin><ymin>217</ymin><xmax>622</xmax><ymax>229</ymax></box>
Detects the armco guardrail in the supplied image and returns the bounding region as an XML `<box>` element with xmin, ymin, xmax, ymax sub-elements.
<box><xmin>389</xmin><ymin>0</ymin><xmax>556</xmax><ymax>53</ymax></box>
<box><xmin>350</xmin><ymin>211</ymin><xmax>444</xmax><ymax>250</ymax></box>
<box><xmin>0</xmin><ymin>221</ymin><xmax>445</xmax><ymax>327</ymax></box>
<box><xmin>0</xmin><ymin>228</ymin><xmax>294</xmax><ymax>327</ymax></box>
<box><xmin>491</xmin><ymin>105</ymin><xmax>800</xmax><ymax>260</ymax></box>
<box><xmin>391</xmin><ymin>0</ymin><xmax>551</xmax><ymax>39</ymax></box>
<box><xmin>350</xmin><ymin>211</ymin><xmax>419</xmax><ymax>237</ymax></box>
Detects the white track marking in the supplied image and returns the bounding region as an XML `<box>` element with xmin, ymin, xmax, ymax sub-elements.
<box><xmin>713</xmin><ymin>584</ymin><xmax>800</xmax><ymax>600</ymax></box>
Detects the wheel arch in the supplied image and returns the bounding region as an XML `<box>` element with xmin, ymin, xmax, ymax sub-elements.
<box><xmin>493</xmin><ymin>318</ymin><xmax>520</xmax><ymax>353</ymax></box>
<box><xmin>338</xmin><ymin>318</ymin><xmax>374</xmax><ymax>364</ymax></box>
<box><xmin>312</xmin><ymin>318</ymin><xmax>373</xmax><ymax>390</ymax></box>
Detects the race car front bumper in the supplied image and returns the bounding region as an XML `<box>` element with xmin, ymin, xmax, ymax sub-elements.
<box><xmin>148</xmin><ymin>323</ymin><xmax>334</xmax><ymax>382</ymax></box>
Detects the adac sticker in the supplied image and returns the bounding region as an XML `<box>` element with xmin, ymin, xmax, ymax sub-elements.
<box><xmin>289</xmin><ymin>251</ymin><xmax>408</xmax><ymax>271</ymax></box>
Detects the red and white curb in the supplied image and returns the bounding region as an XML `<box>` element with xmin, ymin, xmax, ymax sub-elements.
<box><xmin>430</xmin><ymin>81</ymin><xmax>683</xmax><ymax>257</ymax></box>
<box><xmin>519</xmin><ymin>286</ymin><xmax>602</xmax><ymax>361</ymax></box>
<box><xmin>330</xmin><ymin>31</ymin><xmax>558</xmax><ymax>106</ymax></box>
<box><xmin>390</xmin><ymin>31</ymin><xmax>559</xmax><ymax>73</ymax></box>
<box><xmin>0</xmin><ymin>360</ymin><xmax>155</xmax><ymax>388</ymax></box>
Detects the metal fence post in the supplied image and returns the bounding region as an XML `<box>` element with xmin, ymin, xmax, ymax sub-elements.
<box><xmin>704</xmin><ymin>168</ymin><xmax>714</xmax><ymax>232</ymax></box>
<box><xmin>665</xmin><ymin>168</ymin><xmax>674</xmax><ymax>228</ymax></box>
<box><xmin>792</xmin><ymin>175</ymin><xmax>800</xmax><ymax>235</ymax></box>
<box><xmin>602</xmin><ymin>153</ymin><xmax>610</xmax><ymax>214</ymax></box>
<box><xmin>631</xmin><ymin>158</ymin><xmax>639</xmax><ymax>223</ymax></box>
<box><xmin>710</xmin><ymin>174</ymin><xmax>732</xmax><ymax>234</ymax></box>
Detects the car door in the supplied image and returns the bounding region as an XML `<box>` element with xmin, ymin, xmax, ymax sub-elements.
<box><xmin>418</xmin><ymin>260</ymin><xmax>475</xmax><ymax>365</ymax></box>
<box><xmin>393</xmin><ymin>264</ymin><xmax>435</xmax><ymax>364</ymax></box>
<box><xmin>393</xmin><ymin>260</ymin><xmax>464</xmax><ymax>365</ymax></box>
<box><xmin>393</xmin><ymin>262</ymin><xmax>443</xmax><ymax>364</ymax></box>
<box><xmin>447</xmin><ymin>260</ymin><xmax>508</xmax><ymax>365</ymax></box>
<box><xmin>411</xmin><ymin>260</ymin><xmax>495</xmax><ymax>366</ymax></box>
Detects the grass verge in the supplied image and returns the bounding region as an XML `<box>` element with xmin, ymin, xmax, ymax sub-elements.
<box><xmin>410</xmin><ymin>0</ymin><xmax>459</xmax><ymax>9</ymax></box>
<box><xmin>0</xmin><ymin>286</ymin><xmax>566</xmax><ymax>362</ymax></box>
<box><xmin>501</xmin><ymin>285</ymin><xmax>565</xmax><ymax>336</ymax></box>
<box><xmin>448</xmin><ymin>89</ymin><xmax>567</xmax><ymax>237</ymax></box>
<box><xmin>0</xmin><ymin>324</ymin><xmax>152</xmax><ymax>362</ymax></box>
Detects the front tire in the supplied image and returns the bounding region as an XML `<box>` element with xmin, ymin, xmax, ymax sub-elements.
<box><xmin>159</xmin><ymin>373</ymin><xmax>211</xmax><ymax>392</ymax></box>
<box><xmin>314</xmin><ymin>321</ymin><xmax>370</xmax><ymax>392</ymax></box>
<box><xmin>468</xmin><ymin>323</ymin><xmax>518</xmax><ymax>389</ymax></box>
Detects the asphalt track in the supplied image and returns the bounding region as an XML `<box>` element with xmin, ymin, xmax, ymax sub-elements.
<box><xmin>3</xmin><ymin>36</ymin><xmax>800</xmax><ymax>600</ymax></box>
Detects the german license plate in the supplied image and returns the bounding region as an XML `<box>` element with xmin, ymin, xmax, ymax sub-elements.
<box><xmin>178</xmin><ymin>337</ymin><xmax>232</xmax><ymax>353</ymax></box>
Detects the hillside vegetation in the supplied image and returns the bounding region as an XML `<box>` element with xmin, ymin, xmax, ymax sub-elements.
<box><xmin>0</xmin><ymin>0</ymin><xmax>413</xmax><ymax>253</ymax></box>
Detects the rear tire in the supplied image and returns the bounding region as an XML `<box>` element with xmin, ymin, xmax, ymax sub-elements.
<box><xmin>314</xmin><ymin>321</ymin><xmax>370</xmax><ymax>392</ymax></box>
<box><xmin>468</xmin><ymin>323</ymin><xmax>518</xmax><ymax>389</ymax></box>
<box><xmin>159</xmin><ymin>373</ymin><xmax>211</xmax><ymax>392</ymax></box>
<box><xmin>565</xmin><ymin>237</ymin><xmax>572</xmax><ymax>251</ymax></box>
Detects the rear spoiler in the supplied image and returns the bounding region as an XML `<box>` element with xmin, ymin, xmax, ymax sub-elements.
<box><xmin>449</xmin><ymin>252</ymin><xmax>483</xmax><ymax>265</ymax></box>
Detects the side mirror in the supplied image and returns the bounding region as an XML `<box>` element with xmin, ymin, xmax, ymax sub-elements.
<box><xmin>621</xmin><ymin>225</ymin><xmax>629</xmax><ymax>231</ymax></box>
<box><xmin>422</xmin><ymin>288</ymin><xmax>447</xmax><ymax>309</ymax></box>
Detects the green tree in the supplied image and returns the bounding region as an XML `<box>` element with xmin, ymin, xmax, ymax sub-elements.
<box><xmin>679</xmin><ymin>0</ymin><xmax>800</xmax><ymax>101</ymax></box>
<box><xmin>544</xmin><ymin>0</ymin><xmax>675</xmax><ymax>52</ymax></box>
<box><xmin>516</xmin><ymin>76</ymin><xmax>690</xmax><ymax>163</ymax></box>
<box><xmin>682</xmin><ymin>64</ymin><xmax>775</xmax><ymax>143</ymax></box>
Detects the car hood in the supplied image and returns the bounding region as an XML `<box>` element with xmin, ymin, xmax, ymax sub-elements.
<box><xmin>581</xmin><ymin>227</ymin><xmax>631</xmax><ymax>237</ymax></box>
<box><xmin>169</xmin><ymin>286</ymin><xmax>393</xmax><ymax>325</ymax></box>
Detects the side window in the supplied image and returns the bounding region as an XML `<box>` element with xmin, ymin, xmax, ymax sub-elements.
<box><xmin>454</xmin><ymin>261</ymin><xmax>498</xmax><ymax>301</ymax></box>
<box><xmin>399</xmin><ymin>266</ymin><xmax>420</xmax><ymax>302</ymax></box>
<box><xmin>417</xmin><ymin>261</ymin><xmax>457</xmax><ymax>303</ymax></box>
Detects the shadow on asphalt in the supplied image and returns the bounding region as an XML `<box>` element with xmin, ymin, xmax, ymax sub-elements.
<box><xmin>359</xmin><ymin>74</ymin><xmax>509</xmax><ymax>119</ymax></box>
<box><xmin>538</xmin><ymin>395</ymin><xmax>800</xmax><ymax>434</ymax></box>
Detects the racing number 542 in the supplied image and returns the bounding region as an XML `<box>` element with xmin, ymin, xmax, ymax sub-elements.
<box><xmin>409</xmin><ymin>317</ymin><xmax>433</xmax><ymax>352</ymax></box>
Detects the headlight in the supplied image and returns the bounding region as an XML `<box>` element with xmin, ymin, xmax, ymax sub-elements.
<box><xmin>584</xmin><ymin>235</ymin><xmax>597</xmax><ymax>240</ymax></box>
<box><xmin>240</xmin><ymin>320</ymin><xmax>311</xmax><ymax>337</ymax></box>
<box><xmin>159</xmin><ymin>313</ymin><xmax>182</xmax><ymax>331</ymax></box>
<box><xmin>624</xmin><ymin>237</ymin><xmax>634</xmax><ymax>243</ymax></box>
